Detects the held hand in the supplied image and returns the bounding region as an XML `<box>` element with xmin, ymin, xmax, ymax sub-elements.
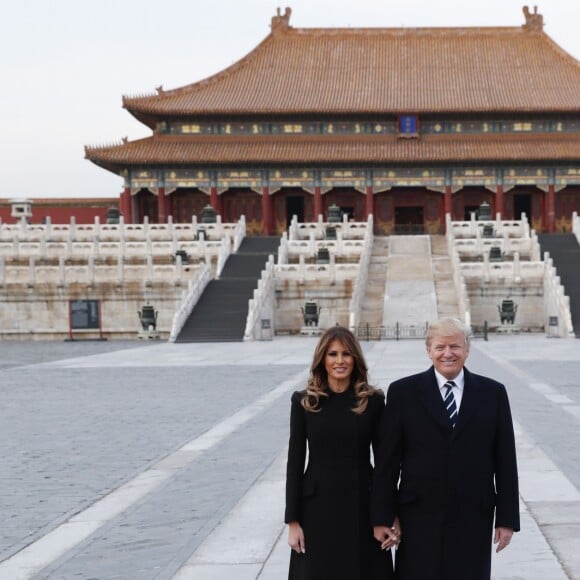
<box><xmin>494</xmin><ymin>526</ymin><xmax>514</xmax><ymax>553</ymax></box>
<box><xmin>373</xmin><ymin>519</ymin><xmax>401</xmax><ymax>550</ymax></box>
<box><xmin>288</xmin><ymin>521</ymin><xmax>306</xmax><ymax>554</ymax></box>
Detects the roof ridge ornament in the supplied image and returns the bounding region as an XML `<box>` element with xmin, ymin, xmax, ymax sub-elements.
<box><xmin>522</xmin><ymin>5</ymin><xmax>543</xmax><ymax>31</ymax></box>
<box><xmin>271</xmin><ymin>6</ymin><xmax>292</xmax><ymax>34</ymax></box>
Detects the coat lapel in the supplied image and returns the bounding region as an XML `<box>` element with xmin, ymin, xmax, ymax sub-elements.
<box><xmin>418</xmin><ymin>367</ymin><xmax>452</xmax><ymax>432</ymax></box>
<box><xmin>454</xmin><ymin>366</ymin><xmax>478</xmax><ymax>436</ymax></box>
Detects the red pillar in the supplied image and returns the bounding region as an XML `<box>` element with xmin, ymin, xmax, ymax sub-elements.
<box><xmin>495</xmin><ymin>184</ymin><xmax>504</xmax><ymax>219</ymax></box>
<box><xmin>157</xmin><ymin>187</ymin><xmax>166</xmax><ymax>224</ymax></box>
<box><xmin>547</xmin><ymin>184</ymin><xmax>556</xmax><ymax>233</ymax></box>
<box><xmin>210</xmin><ymin>186</ymin><xmax>218</xmax><ymax>212</ymax></box>
<box><xmin>314</xmin><ymin>186</ymin><xmax>322</xmax><ymax>220</ymax></box>
<box><xmin>262</xmin><ymin>186</ymin><xmax>272</xmax><ymax>235</ymax></box>
<box><xmin>210</xmin><ymin>186</ymin><xmax>223</xmax><ymax>218</ymax></box>
<box><xmin>365</xmin><ymin>185</ymin><xmax>374</xmax><ymax>218</ymax></box>
<box><xmin>121</xmin><ymin>187</ymin><xmax>132</xmax><ymax>223</ymax></box>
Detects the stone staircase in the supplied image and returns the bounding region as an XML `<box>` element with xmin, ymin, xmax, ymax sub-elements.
<box><xmin>359</xmin><ymin>236</ymin><xmax>389</xmax><ymax>326</ymax></box>
<box><xmin>175</xmin><ymin>237</ymin><xmax>280</xmax><ymax>342</ymax></box>
<box><xmin>538</xmin><ymin>233</ymin><xmax>580</xmax><ymax>337</ymax></box>
<box><xmin>430</xmin><ymin>235</ymin><xmax>461</xmax><ymax>319</ymax></box>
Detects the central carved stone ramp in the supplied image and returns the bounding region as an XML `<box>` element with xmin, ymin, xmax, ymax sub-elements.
<box><xmin>430</xmin><ymin>234</ymin><xmax>461</xmax><ymax>319</ymax></box>
<box><xmin>175</xmin><ymin>237</ymin><xmax>280</xmax><ymax>342</ymax></box>
<box><xmin>359</xmin><ymin>236</ymin><xmax>390</xmax><ymax>327</ymax></box>
<box><xmin>382</xmin><ymin>235</ymin><xmax>438</xmax><ymax>327</ymax></box>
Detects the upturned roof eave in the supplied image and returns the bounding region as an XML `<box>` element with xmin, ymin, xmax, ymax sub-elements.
<box><xmin>87</xmin><ymin>156</ymin><xmax>580</xmax><ymax>178</ymax></box>
<box><xmin>122</xmin><ymin>27</ymin><xmax>279</xmax><ymax>120</ymax></box>
<box><xmin>123</xmin><ymin>105</ymin><xmax>580</xmax><ymax>120</ymax></box>
<box><xmin>124</xmin><ymin>107</ymin><xmax>158</xmax><ymax>130</ymax></box>
<box><xmin>85</xmin><ymin>136</ymin><xmax>580</xmax><ymax>176</ymax></box>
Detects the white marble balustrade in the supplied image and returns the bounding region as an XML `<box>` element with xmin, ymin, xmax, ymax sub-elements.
<box><xmin>288</xmin><ymin>214</ymin><xmax>369</xmax><ymax>241</ymax></box>
<box><xmin>0</xmin><ymin>238</ymin><xmax>228</xmax><ymax>263</ymax></box>
<box><xmin>450</xmin><ymin>214</ymin><xmax>530</xmax><ymax>239</ymax></box>
<box><xmin>244</xmin><ymin>256</ymin><xmax>276</xmax><ymax>341</ymax></box>
<box><xmin>573</xmin><ymin>211</ymin><xmax>580</xmax><ymax>245</ymax></box>
<box><xmin>459</xmin><ymin>261</ymin><xmax>544</xmax><ymax>284</ymax></box>
<box><xmin>0</xmin><ymin>259</ymin><xmax>202</xmax><ymax>287</ymax></box>
<box><xmin>276</xmin><ymin>257</ymin><xmax>358</xmax><ymax>284</ymax></box>
<box><xmin>454</xmin><ymin>236</ymin><xmax>541</xmax><ymax>260</ymax></box>
<box><xmin>0</xmin><ymin>215</ymin><xmax>242</xmax><ymax>244</ymax></box>
<box><xmin>543</xmin><ymin>253</ymin><xmax>575</xmax><ymax>336</ymax></box>
<box><xmin>348</xmin><ymin>216</ymin><xmax>374</xmax><ymax>330</ymax></box>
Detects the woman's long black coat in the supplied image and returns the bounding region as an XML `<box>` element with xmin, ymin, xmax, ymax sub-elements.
<box><xmin>285</xmin><ymin>388</ymin><xmax>394</xmax><ymax>580</ymax></box>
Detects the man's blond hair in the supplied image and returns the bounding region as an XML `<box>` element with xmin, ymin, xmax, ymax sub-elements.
<box><xmin>425</xmin><ymin>317</ymin><xmax>471</xmax><ymax>348</ymax></box>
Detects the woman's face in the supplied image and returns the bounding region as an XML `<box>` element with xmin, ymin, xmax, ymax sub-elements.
<box><xmin>324</xmin><ymin>339</ymin><xmax>355</xmax><ymax>388</ymax></box>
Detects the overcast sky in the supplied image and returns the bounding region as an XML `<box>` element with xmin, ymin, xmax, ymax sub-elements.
<box><xmin>1</xmin><ymin>1</ymin><xmax>579</xmax><ymax>200</ymax></box>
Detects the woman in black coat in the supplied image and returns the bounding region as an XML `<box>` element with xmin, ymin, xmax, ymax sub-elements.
<box><xmin>284</xmin><ymin>326</ymin><xmax>397</xmax><ymax>580</ymax></box>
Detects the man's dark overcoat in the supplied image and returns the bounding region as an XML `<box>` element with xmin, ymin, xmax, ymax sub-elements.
<box><xmin>370</xmin><ymin>367</ymin><xmax>520</xmax><ymax>580</ymax></box>
<box><xmin>285</xmin><ymin>389</ymin><xmax>394</xmax><ymax>580</ymax></box>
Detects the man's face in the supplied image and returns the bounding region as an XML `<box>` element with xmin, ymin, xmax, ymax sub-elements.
<box><xmin>427</xmin><ymin>333</ymin><xmax>470</xmax><ymax>380</ymax></box>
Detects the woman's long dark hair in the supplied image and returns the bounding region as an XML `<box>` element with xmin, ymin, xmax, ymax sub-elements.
<box><xmin>302</xmin><ymin>326</ymin><xmax>381</xmax><ymax>414</ymax></box>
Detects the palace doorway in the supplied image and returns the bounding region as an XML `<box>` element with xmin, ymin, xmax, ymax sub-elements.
<box><xmin>464</xmin><ymin>205</ymin><xmax>479</xmax><ymax>220</ymax></box>
<box><xmin>513</xmin><ymin>194</ymin><xmax>532</xmax><ymax>221</ymax></box>
<box><xmin>135</xmin><ymin>190</ymin><xmax>158</xmax><ymax>223</ymax></box>
<box><xmin>286</xmin><ymin>196</ymin><xmax>305</xmax><ymax>225</ymax></box>
<box><xmin>395</xmin><ymin>206</ymin><xmax>424</xmax><ymax>234</ymax></box>
<box><xmin>335</xmin><ymin>205</ymin><xmax>354</xmax><ymax>221</ymax></box>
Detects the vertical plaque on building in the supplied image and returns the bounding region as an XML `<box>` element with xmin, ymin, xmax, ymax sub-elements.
<box><xmin>398</xmin><ymin>115</ymin><xmax>419</xmax><ymax>137</ymax></box>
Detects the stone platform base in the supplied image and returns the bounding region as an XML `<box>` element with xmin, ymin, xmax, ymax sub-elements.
<box><xmin>300</xmin><ymin>326</ymin><xmax>323</xmax><ymax>336</ymax></box>
<box><xmin>138</xmin><ymin>329</ymin><xmax>161</xmax><ymax>340</ymax></box>
<box><xmin>495</xmin><ymin>325</ymin><xmax>521</xmax><ymax>334</ymax></box>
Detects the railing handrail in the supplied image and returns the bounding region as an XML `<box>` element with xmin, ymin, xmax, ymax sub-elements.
<box><xmin>243</xmin><ymin>255</ymin><xmax>276</xmax><ymax>340</ymax></box>
<box><xmin>572</xmin><ymin>211</ymin><xmax>580</xmax><ymax>245</ymax></box>
<box><xmin>168</xmin><ymin>263</ymin><xmax>212</xmax><ymax>342</ymax></box>
<box><xmin>446</xmin><ymin>213</ymin><xmax>472</xmax><ymax>327</ymax></box>
<box><xmin>542</xmin><ymin>251</ymin><xmax>574</xmax><ymax>337</ymax></box>
<box><xmin>348</xmin><ymin>215</ymin><xmax>374</xmax><ymax>330</ymax></box>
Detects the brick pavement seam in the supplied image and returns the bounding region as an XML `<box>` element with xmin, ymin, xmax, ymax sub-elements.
<box><xmin>0</xmin><ymin>369</ymin><xmax>308</xmax><ymax>580</ymax></box>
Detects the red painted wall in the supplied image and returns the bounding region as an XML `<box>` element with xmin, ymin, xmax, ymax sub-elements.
<box><xmin>0</xmin><ymin>198</ymin><xmax>119</xmax><ymax>225</ymax></box>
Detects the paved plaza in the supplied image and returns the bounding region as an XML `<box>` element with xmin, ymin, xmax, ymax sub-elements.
<box><xmin>0</xmin><ymin>334</ymin><xmax>579</xmax><ymax>579</ymax></box>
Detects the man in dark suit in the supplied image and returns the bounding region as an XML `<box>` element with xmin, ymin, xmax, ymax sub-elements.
<box><xmin>371</xmin><ymin>317</ymin><xmax>519</xmax><ymax>580</ymax></box>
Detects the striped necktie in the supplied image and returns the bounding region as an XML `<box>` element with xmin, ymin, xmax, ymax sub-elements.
<box><xmin>444</xmin><ymin>381</ymin><xmax>458</xmax><ymax>428</ymax></box>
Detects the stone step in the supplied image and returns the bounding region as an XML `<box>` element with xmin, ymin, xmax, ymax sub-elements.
<box><xmin>430</xmin><ymin>235</ymin><xmax>461</xmax><ymax>320</ymax></box>
<box><xmin>359</xmin><ymin>237</ymin><xmax>389</xmax><ymax>325</ymax></box>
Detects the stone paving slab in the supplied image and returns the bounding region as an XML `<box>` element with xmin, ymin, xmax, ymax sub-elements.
<box><xmin>0</xmin><ymin>346</ymin><xmax>305</xmax><ymax>579</ymax></box>
<box><xmin>36</xmin><ymin>383</ymin><xmax>300</xmax><ymax>580</ymax></box>
<box><xmin>530</xmin><ymin>502</ymin><xmax>580</xmax><ymax>580</ymax></box>
<box><xmin>0</xmin><ymin>340</ymin><xmax>148</xmax><ymax>370</ymax></box>
<box><xmin>171</xmin><ymin>424</ymin><xmax>571</xmax><ymax>580</ymax></box>
<box><xmin>0</xmin><ymin>335</ymin><xmax>578</xmax><ymax>579</ymax></box>
<box><xmin>1</xmin><ymin>363</ymin><xmax>300</xmax><ymax>562</ymax></box>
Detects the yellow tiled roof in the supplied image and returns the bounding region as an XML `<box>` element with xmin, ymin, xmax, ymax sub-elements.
<box><xmin>122</xmin><ymin>14</ymin><xmax>580</xmax><ymax>118</ymax></box>
<box><xmin>85</xmin><ymin>133</ymin><xmax>580</xmax><ymax>172</ymax></box>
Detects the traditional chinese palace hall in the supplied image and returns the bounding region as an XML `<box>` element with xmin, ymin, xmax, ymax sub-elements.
<box><xmin>85</xmin><ymin>6</ymin><xmax>580</xmax><ymax>235</ymax></box>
